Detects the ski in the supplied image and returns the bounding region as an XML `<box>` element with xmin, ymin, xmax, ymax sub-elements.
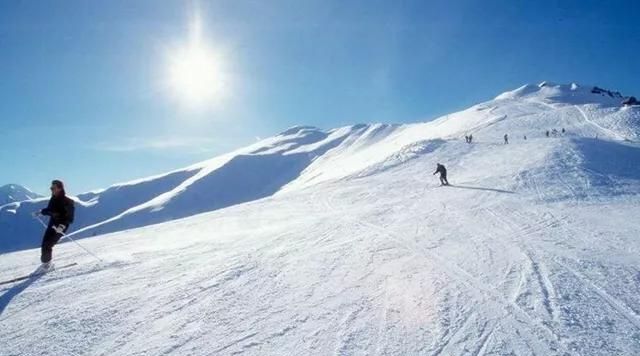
<box><xmin>0</xmin><ymin>262</ymin><xmax>78</xmax><ymax>286</ymax></box>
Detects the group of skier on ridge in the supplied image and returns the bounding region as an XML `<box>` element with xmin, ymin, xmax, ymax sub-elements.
<box><xmin>546</xmin><ymin>128</ymin><xmax>566</xmax><ymax>137</ymax></box>
<box><xmin>435</xmin><ymin>127</ymin><xmax>570</xmax><ymax>188</ymax></box>
<box><xmin>466</xmin><ymin>128</ymin><xmax>567</xmax><ymax>145</ymax></box>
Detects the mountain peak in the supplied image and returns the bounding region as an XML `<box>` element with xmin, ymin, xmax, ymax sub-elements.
<box><xmin>495</xmin><ymin>82</ymin><xmax>629</xmax><ymax>106</ymax></box>
<box><xmin>0</xmin><ymin>184</ymin><xmax>42</xmax><ymax>206</ymax></box>
<box><xmin>278</xmin><ymin>125</ymin><xmax>322</xmax><ymax>136</ymax></box>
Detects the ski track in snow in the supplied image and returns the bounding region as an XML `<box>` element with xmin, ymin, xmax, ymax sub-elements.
<box><xmin>574</xmin><ymin>104</ymin><xmax>626</xmax><ymax>141</ymax></box>
<box><xmin>323</xmin><ymin>186</ymin><xmax>568</xmax><ymax>355</ymax></box>
<box><xmin>1</xmin><ymin>148</ymin><xmax>639</xmax><ymax>355</ymax></box>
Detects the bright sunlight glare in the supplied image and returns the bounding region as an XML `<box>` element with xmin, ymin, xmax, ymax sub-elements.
<box><xmin>166</xmin><ymin>13</ymin><xmax>227</xmax><ymax>110</ymax></box>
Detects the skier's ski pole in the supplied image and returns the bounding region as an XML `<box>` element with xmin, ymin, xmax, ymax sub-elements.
<box><xmin>34</xmin><ymin>215</ymin><xmax>103</xmax><ymax>262</ymax></box>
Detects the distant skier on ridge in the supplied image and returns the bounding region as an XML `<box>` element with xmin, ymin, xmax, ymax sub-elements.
<box><xmin>433</xmin><ymin>163</ymin><xmax>449</xmax><ymax>186</ymax></box>
<box><xmin>34</xmin><ymin>180</ymin><xmax>75</xmax><ymax>267</ymax></box>
<box><xmin>504</xmin><ymin>134</ymin><xmax>509</xmax><ymax>144</ymax></box>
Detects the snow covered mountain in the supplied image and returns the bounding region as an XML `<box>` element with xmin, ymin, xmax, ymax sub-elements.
<box><xmin>0</xmin><ymin>184</ymin><xmax>41</xmax><ymax>206</ymax></box>
<box><xmin>1</xmin><ymin>82</ymin><xmax>640</xmax><ymax>355</ymax></box>
<box><xmin>1</xmin><ymin>82</ymin><xmax>638</xmax><ymax>254</ymax></box>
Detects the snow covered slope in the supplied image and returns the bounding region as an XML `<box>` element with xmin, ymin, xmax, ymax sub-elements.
<box><xmin>0</xmin><ymin>184</ymin><xmax>41</xmax><ymax>206</ymax></box>
<box><xmin>1</xmin><ymin>82</ymin><xmax>640</xmax><ymax>355</ymax></box>
<box><xmin>1</xmin><ymin>82</ymin><xmax>638</xmax><ymax>254</ymax></box>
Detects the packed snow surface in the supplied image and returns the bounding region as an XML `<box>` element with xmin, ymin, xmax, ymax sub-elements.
<box><xmin>1</xmin><ymin>82</ymin><xmax>640</xmax><ymax>355</ymax></box>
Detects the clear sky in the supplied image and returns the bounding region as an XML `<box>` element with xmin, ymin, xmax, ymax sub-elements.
<box><xmin>1</xmin><ymin>0</ymin><xmax>639</xmax><ymax>195</ymax></box>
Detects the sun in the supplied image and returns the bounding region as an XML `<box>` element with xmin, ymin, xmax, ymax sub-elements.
<box><xmin>166</xmin><ymin>15</ymin><xmax>227</xmax><ymax>110</ymax></box>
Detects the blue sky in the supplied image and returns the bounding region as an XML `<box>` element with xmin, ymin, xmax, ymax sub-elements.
<box><xmin>1</xmin><ymin>0</ymin><xmax>639</xmax><ymax>195</ymax></box>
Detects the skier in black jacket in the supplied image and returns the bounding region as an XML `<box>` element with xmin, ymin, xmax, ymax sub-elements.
<box><xmin>433</xmin><ymin>163</ymin><xmax>449</xmax><ymax>186</ymax></box>
<box><xmin>37</xmin><ymin>180</ymin><xmax>75</xmax><ymax>264</ymax></box>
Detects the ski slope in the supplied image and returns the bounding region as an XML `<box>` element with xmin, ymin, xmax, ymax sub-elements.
<box><xmin>2</xmin><ymin>82</ymin><xmax>638</xmax><ymax>254</ymax></box>
<box><xmin>1</xmin><ymin>82</ymin><xmax>640</xmax><ymax>355</ymax></box>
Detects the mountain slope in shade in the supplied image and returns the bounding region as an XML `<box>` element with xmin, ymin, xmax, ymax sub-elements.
<box><xmin>0</xmin><ymin>184</ymin><xmax>41</xmax><ymax>206</ymax></box>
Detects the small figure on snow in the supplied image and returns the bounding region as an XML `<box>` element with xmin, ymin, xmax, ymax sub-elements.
<box><xmin>433</xmin><ymin>163</ymin><xmax>449</xmax><ymax>186</ymax></box>
<box><xmin>561</xmin><ymin>128</ymin><xmax>566</xmax><ymax>135</ymax></box>
<box><xmin>546</xmin><ymin>130</ymin><xmax>550</xmax><ymax>137</ymax></box>
<box><xmin>33</xmin><ymin>180</ymin><xmax>75</xmax><ymax>266</ymax></box>
<box><xmin>523</xmin><ymin>135</ymin><xmax>527</xmax><ymax>140</ymax></box>
<box><xmin>503</xmin><ymin>134</ymin><xmax>509</xmax><ymax>144</ymax></box>
<box><xmin>469</xmin><ymin>134</ymin><xmax>473</xmax><ymax>143</ymax></box>
<box><xmin>464</xmin><ymin>135</ymin><xmax>469</xmax><ymax>143</ymax></box>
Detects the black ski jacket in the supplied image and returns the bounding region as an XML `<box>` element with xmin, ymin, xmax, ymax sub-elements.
<box><xmin>434</xmin><ymin>164</ymin><xmax>447</xmax><ymax>176</ymax></box>
<box><xmin>41</xmin><ymin>195</ymin><xmax>75</xmax><ymax>227</ymax></box>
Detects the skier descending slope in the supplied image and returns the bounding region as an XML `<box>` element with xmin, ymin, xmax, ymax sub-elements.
<box><xmin>33</xmin><ymin>180</ymin><xmax>75</xmax><ymax>267</ymax></box>
<box><xmin>433</xmin><ymin>163</ymin><xmax>449</xmax><ymax>186</ymax></box>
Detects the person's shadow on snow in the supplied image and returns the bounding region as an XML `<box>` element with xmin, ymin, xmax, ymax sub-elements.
<box><xmin>0</xmin><ymin>267</ymin><xmax>46</xmax><ymax>316</ymax></box>
<box><xmin>448</xmin><ymin>184</ymin><xmax>515</xmax><ymax>194</ymax></box>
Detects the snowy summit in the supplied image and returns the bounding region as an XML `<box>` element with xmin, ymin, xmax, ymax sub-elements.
<box><xmin>0</xmin><ymin>184</ymin><xmax>41</xmax><ymax>207</ymax></box>
<box><xmin>1</xmin><ymin>82</ymin><xmax>640</xmax><ymax>355</ymax></box>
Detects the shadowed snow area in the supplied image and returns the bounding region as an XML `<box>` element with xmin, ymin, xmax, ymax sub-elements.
<box><xmin>0</xmin><ymin>184</ymin><xmax>41</xmax><ymax>206</ymax></box>
<box><xmin>1</xmin><ymin>82</ymin><xmax>640</xmax><ymax>355</ymax></box>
